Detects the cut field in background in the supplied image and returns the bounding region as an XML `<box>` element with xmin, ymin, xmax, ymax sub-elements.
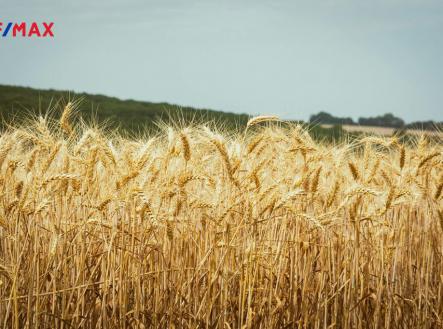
<box><xmin>322</xmin><ymin>124</ymin><xmax>443</xmax><ymax>138</ymax></box>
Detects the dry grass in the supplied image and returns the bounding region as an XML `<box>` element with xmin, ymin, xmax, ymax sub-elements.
<box><xmin>0</xmin><ymin>112</ymin><xmax>443</xmax><ymax>328</ymax></box>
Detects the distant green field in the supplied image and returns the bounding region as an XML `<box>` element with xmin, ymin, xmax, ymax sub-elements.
<box><xmin>0</xmin><ymin>85</ymin><xmax>252</xmax><ymax>133</ymax></box>
<box><xmin>0</xmin><ymin>84</ymin><xmax>348</xmax><ymax>141</ymax></box>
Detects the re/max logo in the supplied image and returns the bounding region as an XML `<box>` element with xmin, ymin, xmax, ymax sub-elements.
<box><xmin>0</xmin><ymin>22</ymin><xmax>54</xmax><ymax>37</ymax></box>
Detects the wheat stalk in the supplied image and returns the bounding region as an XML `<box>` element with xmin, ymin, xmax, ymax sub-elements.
<box><xmin>60</xmin><ymin>101</ymin><xmax>74</xmax><ymax>135</ymax></box>
<box><xmin>246</xmin><ymin>115</ymin><xmax>279</xmax><ymax>128</ymax></box>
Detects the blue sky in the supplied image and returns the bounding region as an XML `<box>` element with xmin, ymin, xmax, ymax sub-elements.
<box><xmin>1</xmin><ymin>0</ymin><xmax>443</xmax><ymax>122</ymax></box>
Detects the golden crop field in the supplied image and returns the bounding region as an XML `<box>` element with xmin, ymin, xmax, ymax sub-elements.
<box><xmin>0</xmin><ymin>106</ymin><xmax>443</xmax><ymax>328</ymax></box>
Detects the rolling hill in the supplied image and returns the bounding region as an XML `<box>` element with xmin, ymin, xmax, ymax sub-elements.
<box><xmin>0</xmin><ymin>84</ymin><xmax>251</xmax><ymax>133</ymax></box>
<box><xmin>0</xmin><ymin>84</ymin><xmax>347</xmax><ymax>141</ymax></box>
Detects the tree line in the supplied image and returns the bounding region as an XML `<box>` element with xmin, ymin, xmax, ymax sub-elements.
<box><xmin>310</xmin><ymin>111</ymin><xmax>443</xmax><ymax>131</ymax></box>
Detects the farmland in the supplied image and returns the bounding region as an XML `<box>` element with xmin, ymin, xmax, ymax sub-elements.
<box><xmin>0</xmin><ymin>105</ymin><xmax>442</xmax><ymax>328</ymax></box>
<box><xmin>322</xmin><ymin>124</ymin><xmax>443</xmax><ymax>138</ymax></box>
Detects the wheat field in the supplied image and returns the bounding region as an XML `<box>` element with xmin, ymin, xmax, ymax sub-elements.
<box><xmin>0</xmin><ymin>106</ymin><xmax>442</xmax><ymax>328</ymax></box>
